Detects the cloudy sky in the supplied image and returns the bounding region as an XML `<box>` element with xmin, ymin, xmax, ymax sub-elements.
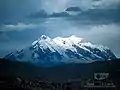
<box><xmin>0</xmin><ymin>0</ymin><xmax>120</xmax><ymax>58</ymax></box>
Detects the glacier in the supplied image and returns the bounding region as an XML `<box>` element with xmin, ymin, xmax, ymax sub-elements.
<box><xmin>4</xmin><ymin>35</ymin><xmax>117</xmax><ymax>67</ymax></box>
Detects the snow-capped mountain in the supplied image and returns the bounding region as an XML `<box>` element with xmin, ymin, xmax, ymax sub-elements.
<box><xmin>5</xmin><ymin>35</ymin><xmax>117</xmax><ymax>67</ymax></box>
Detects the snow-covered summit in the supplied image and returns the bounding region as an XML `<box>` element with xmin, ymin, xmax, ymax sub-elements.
<box><xmin>5</xmin><ymin>35</ymin><xmax>117</xmax><ymax>67</ymax></box>
<box><xmin>53</xmin><ymin>35</ymin><xmax>83</xmax><ymax>45</ymax></box>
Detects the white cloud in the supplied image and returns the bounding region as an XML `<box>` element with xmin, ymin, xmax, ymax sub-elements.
<box><xmin>1</xmin><ymin>23</ymin><xmax>39</xmax><ymax>31</ymax></box>
<box><xmin>92</xmin><ymin>0</ymin><xmax>120</xmax><ymax>9</ymax></box>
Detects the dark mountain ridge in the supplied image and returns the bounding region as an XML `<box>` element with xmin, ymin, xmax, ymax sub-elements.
<box><xmin>0</xmin><ymin>58</ymin><xmax>120</xmax><ymax>82</ymax></box>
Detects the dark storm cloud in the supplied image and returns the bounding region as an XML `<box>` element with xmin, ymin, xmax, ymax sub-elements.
<box><xmin>49</xmin><ymin>12</ymin><xmax>70</xmax><ymax>18</ymax></box>
<box><xmin>0</xmin><ymin>0</ymin><xmax>120</xmax><ymax>24</ymax></box>
<box><xmin>65</xmin><ymin>7</ymin><xmax>82</xmax><ymax>11</ymax></box>
<box><xmin>92</xmin><ymin>0</ymin><xmax>101</xmax><ymax>1</ymax></box>
<box><xmin>76</xmin><ymin>9</ymin><xmax>120</xmax><ymax>23</ymax></box>
<box><xmin>27</xmin><ymin>4</ymin><xmax>120</xmax><ymax>23</ymax></box>
<box><xmin>28</xmin><ymin>10</ymin><xmax>48</xmax><ymax>18</ymax></box>
<box><xmin>0</xmin><ymin>0</ymin><xmax>42</xmax><ymax>24</ymax></box>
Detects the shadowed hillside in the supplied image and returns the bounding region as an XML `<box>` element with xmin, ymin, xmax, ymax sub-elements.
<box><xmin>0</xmin><ymin>58</ymin><xmax>120</xmax><ymax>89</ymax></box>
<box><xmin>0</xmin><ymin>58</ymin><xmax>120</xmax><ymax>82</ymax></box>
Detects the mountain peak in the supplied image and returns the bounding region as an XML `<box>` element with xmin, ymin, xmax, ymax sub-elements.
<box><xmin>68</xmin><ymin>35</ymin><xmax>84</xmax><ymax>44</ymax></box>
<box><xmin>69</xmin><ymin>35</ymin><xmax>78</xmax><ymax>38</ymax></box>
<box><xmin>69</xmin><ymin>35</ymin><xmax>83</xmax><ymax>41</ymax></box>
<box><xmin>5</xmin><ymin>35</ymin><xmax>117</xmax><ymax>67</ymax></box>
<box><xmin>41</xmin><ymin>35</ymin><xmax>49</xmax><ymax>39</ymax></box>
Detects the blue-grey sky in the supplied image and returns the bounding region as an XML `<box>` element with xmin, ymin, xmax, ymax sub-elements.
<box><xmin>0</xmin><ymin>0</ymin><xmax>120</xmax><ymax>58</ymax></box>
<box><xmin>0</xmin><ymin>0</ymin><xmax>120</xmax><ymax>23</ymax></box>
